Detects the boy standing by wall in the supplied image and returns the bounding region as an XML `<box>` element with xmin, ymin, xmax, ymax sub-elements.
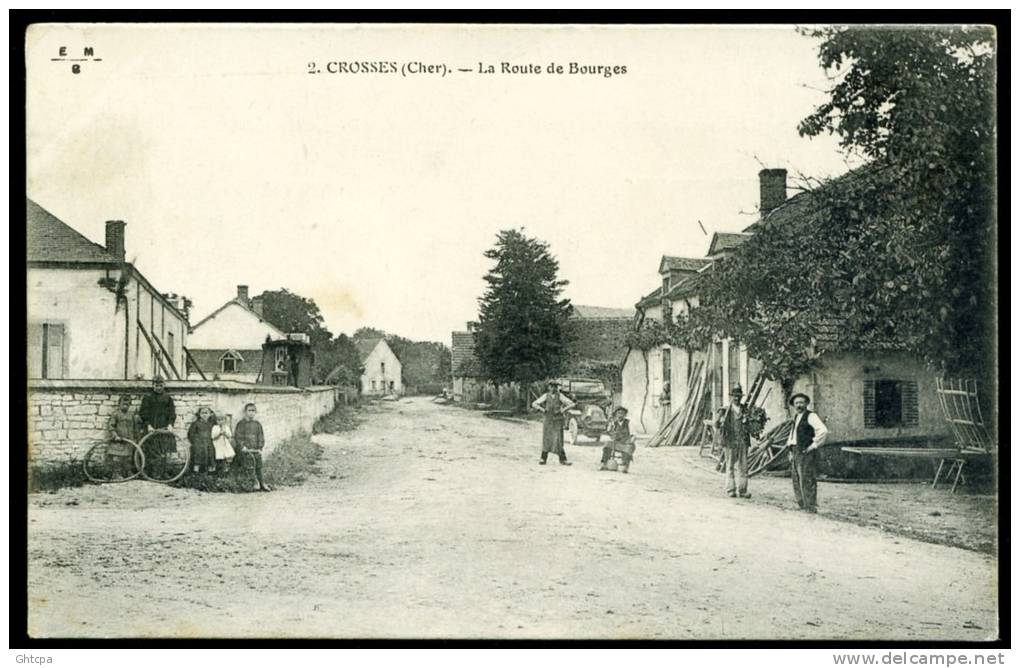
<box><xmin>234</xmin><ymin>402</ymin><xmax>271</xmax><ymax>492</ymax></box>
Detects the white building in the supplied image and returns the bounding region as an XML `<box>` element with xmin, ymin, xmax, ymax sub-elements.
<box><xmin>187</xmin><ymin>285</ymin><xmax>287</xmax><ymax>382</ymax></box>
<box><xmin>356</xmin><ymin>337</ymin><xmax>402</xmax><ymax>396</ymax></box>
<box><xmin>27</xmin><ymin>198</ymin><xmax>189</xmax><ymax>380</ymax></box>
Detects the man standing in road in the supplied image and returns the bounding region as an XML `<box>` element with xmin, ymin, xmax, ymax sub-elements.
<box><xmin>787</xmin><ymin>392</ymin><xmax>829</xmax><ymax>513</ymax></box>
<box><xmin>531</xmin><ymin>380</ymin><xmax>575</xmax><ymax>466</ymax></box>
<box><xmin>716</xmin><ymin>384</ymin><xmax>751</xmax><ymax>499</ymax></box>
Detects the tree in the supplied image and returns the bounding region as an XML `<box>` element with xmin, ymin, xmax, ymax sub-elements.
<box><xmin>316</xmin><ymin>333</ymin><xmax>364</xmax><ymax>386</ymax></box>
<box><xmin>353</xmin><ymin>326</ymin><xmax>386</xmax><ymax>340</ymax></box>
<box><xmin>474</xmin><ymin>229</ymin><xmax>572</xmax><ymax>410</ymax></box>
<box><xmin>257</xmin><ymin>289</ymin><xmax>332</xmax><ymax>345</ymax></box>
<box><xmin>796</xmin><ymin>25</ymin><xmax>995</xmax><ymax>378</ymax></box>
<box><xmin>665</xmin><ymin>26</ymin><xmax>996</xmax><ymax>404</ymax></box>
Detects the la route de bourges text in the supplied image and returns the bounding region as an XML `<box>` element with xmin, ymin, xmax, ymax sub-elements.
<box><xmin>307</xmin><ymin>60</ymin><xmax>628</xmax><ymax>78</ymax></box>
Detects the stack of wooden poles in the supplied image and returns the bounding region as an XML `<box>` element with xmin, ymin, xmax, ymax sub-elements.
<box><xmin>647</xmin><ymin>344</ymin><xmax>713</xmax><ymax>448</ymax></box>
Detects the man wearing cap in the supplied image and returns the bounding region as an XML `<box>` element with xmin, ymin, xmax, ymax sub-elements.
<box><xmin>531</xmin><ymin>380</ymin><xmax>575</xmax><ymax>466</ymax></box>
<box><xmin>716</xmin><ymin>384</ymin><xmax>751</xmax><ymax>498</ymax></box>
<box><xmin>787</xmin><ymin>392</ymin><xmax>829</xmax><ymax>513</ymax></box>
<box><xmin>139</xmin><ymin>376</ymin><xmax>178</xmax><ymax>477</ymax></box>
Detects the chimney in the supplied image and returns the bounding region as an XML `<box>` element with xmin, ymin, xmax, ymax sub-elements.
<box><xmin>252</xmin><ymin>295</ymin><xmax>264</xmax><ymax>318</ymax></box>
<box><xmin>105</xmin><ymin>220</ymin><xmax>126</xmax><ymax>260</ymax></box>
<box><xmin>236</xmin><ymin>285</ymin><xmax>249</xmax><ymax>305</ymax></box>
<box><xmin>759</xmin><ymin>168</ymin><xmax>788</xmax><ymax>217</ymax></box>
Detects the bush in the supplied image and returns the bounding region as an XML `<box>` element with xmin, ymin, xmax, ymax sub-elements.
<box><xmin>28</xmin><ymin>461</ymin><xmax>87</xmax><ymax>493</ymax></box>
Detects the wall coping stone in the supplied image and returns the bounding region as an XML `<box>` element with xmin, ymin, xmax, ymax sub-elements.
<box><xmin>28</xmin><ymin>379</ymin><xmax>337</xmax><ymax>395</ymax></box>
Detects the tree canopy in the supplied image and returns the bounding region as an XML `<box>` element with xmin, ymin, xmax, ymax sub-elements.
<box><xmin>474</xmin><ymin>229</ymin><xmax>572</xmax><ymax>399</ymax></box>
<box><xmin>636</xmin><ymin>26</ymin><xmax>996</xmax><ymax>395</ymax></box>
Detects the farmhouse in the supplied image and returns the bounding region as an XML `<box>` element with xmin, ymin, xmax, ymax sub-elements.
<box><xmin>357</xmin><ymin>337</ymin><xmax>403</xmax><ymax>396</ymax></box>
<box><xmin>620</xmin><ymin>169</ymin><xmax>948</xmax><ymax>449</ymax></box>
<box><xmin>187</xmin><ymin>285</ymin><xmax>287</xmax><ymax>382</ymax></box>
<box><xmin>27</xmin><ymin>198</ymin><xmax>189</xmax><ymax>380</ymax></box>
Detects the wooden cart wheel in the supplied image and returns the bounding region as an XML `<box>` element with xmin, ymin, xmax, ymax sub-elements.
<box><xmin>567</xmin><ymin>418</ymin><xmax>579</xmax><ymax>445</ymax></box>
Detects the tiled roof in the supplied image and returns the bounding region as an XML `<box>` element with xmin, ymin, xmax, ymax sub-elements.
<box><xmin>665</xmin><ymin>274</ymin><xmax>701</xmax><ymax>299</ymax></box>
<box><xmin>659</xmin><ymin>256</ymin><xmax>713</xmax><ymax>274</ymax></box>
<box><xmin>354</xmin><ymin>337</ymin><xmax>383</xmax><ymax>363</ymax></box>
<box><xmin>636</xmin><ymin>286</ymin><xmax>664</xmax><ymax>309</ymax></box>
<box><xmin>570</xmin><ymin>304</ymin><xmax>636</xmax><ymax>319</ymax></box>
<box><xmin>564</xmin><ymin>317</ymin><xmax>633</xmax><ymax>364</ymax></box>
<box><xmin>186</xmin><ymin>348</ymin><xmax>263</xmax><ymax>378</ymax></box>
<box><xmin>27</xmin><ymin>198</ymin><xmax>120</xmax><ymax>263</ymax></box>
<box><xmin>707</xmin><ymin>232</ymin><xmax>751</xmax><ymax>256</ymax></box>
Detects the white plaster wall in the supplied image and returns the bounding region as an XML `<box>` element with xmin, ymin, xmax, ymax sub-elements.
<box><xmin>189</xmin><ymin>302</ymin><xmax>284</xmax><ymax>349</ymax></box>
<box><xmin>361</xmin><ymin>342</ymin><xmax>403</xmax><ymax>395</ymax></box>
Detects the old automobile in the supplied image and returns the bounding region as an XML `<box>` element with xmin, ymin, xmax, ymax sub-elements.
<box><xmin>553</xmin><ymin>378</ymin><xmax>613</xmax><ymax>444</ymax></box>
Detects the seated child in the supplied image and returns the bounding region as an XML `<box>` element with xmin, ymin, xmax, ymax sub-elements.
<box><xmin>233</xmin><ymin>402</ymin><xmax>271</xmax><ymax>492</ymax></box>
<box><xmin>601</xmin><ymin>406</ymin><xmax>636</xmax><ymax>473</ymax></box>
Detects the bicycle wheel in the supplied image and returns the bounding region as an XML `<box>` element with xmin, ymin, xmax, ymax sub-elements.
<box><xmin>136</xmin><ymin>429</ymin><xmax>190</xmax><ymax>483</ymax></box>
<box><xmin>83</xmin><ymin>438</ymin><xmax>145</xmax><ymax>483</ymax></box>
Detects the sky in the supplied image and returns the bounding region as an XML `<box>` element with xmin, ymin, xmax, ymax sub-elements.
<box><xmin>26</xmin><ymin>23</ymin><xmax>856</xmax><ymax>344</ymax></box>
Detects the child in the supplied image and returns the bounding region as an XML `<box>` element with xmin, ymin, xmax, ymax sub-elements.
<box><xmin>601</xmin><ymin>406</ymin><xmax>636</xmax><ymax>474</ymax></box>
<box><xmin>211</xmin><ymin>412</ymin><xmax>235</xmax><ymax>474</ymax></box>
<box><xmin>107</xmin><ymin>395</ymin><xmax>140</xmax><ymax>476</ymax></box>
<box><xmin>187</xmin><ymin>406</ymin><xmax>217</xmax><ymax>474</ymax></box>
<box><xmin>233</xmin><ymin>402</ymin><xmax>271</xmax><ymax>492</ymax></box>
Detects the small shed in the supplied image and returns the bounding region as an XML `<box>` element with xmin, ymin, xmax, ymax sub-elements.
<box><xmin>260</xmin><ymin>335</ymin><xmax>314</xmax><ymax>388</ymax></box>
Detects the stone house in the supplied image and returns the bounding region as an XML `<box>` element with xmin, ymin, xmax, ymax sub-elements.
<box><xmin>186</xmin><ymin>285</ymin><xmax>287</xmax><ymax>382</ymax></box>
<box><xmin>356</xmin><ymin>337</ymin><xmax>403</xmax><ymax>396</ymax></box>
<box><xmin>26</xmin><ymin>198</ymin><xmax>189</xmax><ymax>380</ymax></box>
<box><xmin>620</xmin><ymin>169</ymin><xmax>948</xmax><ymax>445</ymax></box>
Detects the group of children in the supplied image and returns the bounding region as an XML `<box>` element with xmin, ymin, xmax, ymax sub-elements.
<box><xmin>107</xmin><ymin>396</ymin><xmax>271</xmax><ymax>491</ymax></box>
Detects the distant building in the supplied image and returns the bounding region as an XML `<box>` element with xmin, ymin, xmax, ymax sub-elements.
<box><xmin>187</xmin><ymin>285</ymin><xmax>286</xmax><ymax>382</ymax></box>
<box><xmin>356</xmin><ymin>337</ymin><xmax>403</xmax><ymax>396</ymax></box>
<box><xmin>27</xmin><ymin>198</ymin><xmax>189</xmax><ymax>380</ymax></box>
<box><xmin>450</xmin><ymin>304</ymin><xmax>635</xmax><ymax>403</ymax></box>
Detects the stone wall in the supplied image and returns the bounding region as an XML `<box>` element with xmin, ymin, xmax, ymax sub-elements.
<box><xmin>27</xmin><ymin>379</ymin><xmax>339</xmax><ymax>468</ymax></box>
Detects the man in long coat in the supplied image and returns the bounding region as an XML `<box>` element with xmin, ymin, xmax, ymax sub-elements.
<box><xmin>139</xmin><ymin>377</ymin><xmax>178</xmax><ymax>470</ymax></box>
<box><xmin>531</xmin><ymin>380</ymin><xmax>575</xmax><ymax>466</ymax></box>
<box><xmin>716</xmin><ymin>384</ymin><xmax>751</xmax><ymax>498</ymax></box>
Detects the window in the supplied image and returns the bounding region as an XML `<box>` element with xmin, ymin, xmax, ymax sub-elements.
<box><xmin>220</xmin><ymin>351</ymin><xmax>243</xmax><ymax>374</ymax></box>
<box><xmin>275</xmin><ymin>348</ymin><xmax>287</xmax><ymax>372</ymax></box>
<box><xmin>381</xmin><ymin>362</ymin><xmax>386</xmax><ymax>375</ymax></box>
<box><xmin>389</xmin><ymin>381</ymin><xmax>395</xmax><ymax>391</ymax></box>
<box><xmin>727</xmin><ymin>338</ymin><xmax>740</xmax><ymax>392</ymax></box>
<box><xmin>864</xmin><ymin>380</ymin><xmax>919</xmax><ymax>428</ymax></box>
<box><xmin>661</xmin><ymin>348</ymin><xmax>671</xmax><ymax>396</ymax></box>
<box><xmin>28</xmin><ymin>323</ymin><xmax>65</xmax><ymax>379</ymax></box>
<box><xmin>372</xmin><ymin>380</ymin><xmax>377</xmax><ymax>391</ymax></box>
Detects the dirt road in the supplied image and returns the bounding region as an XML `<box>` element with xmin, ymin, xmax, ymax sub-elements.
<box><xmin>27</xmin><ymin>398</ymin><xmax>998</xmax><ymax>640</ymax></box>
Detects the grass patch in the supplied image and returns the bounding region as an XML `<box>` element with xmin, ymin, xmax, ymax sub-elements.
<box><xmin>263</xmin><ymin>431</ymin><xmax>323</xmax><ymax>488</ymax></box>
<box><xmin>28</xmin><ymin>461</ymin><xmax>87</xmax><ymax>493</ymax></box>
<box><xmin>313</xmin><ymin>403</ymin><xmax>362</xmax><ymax>435</ymax></box>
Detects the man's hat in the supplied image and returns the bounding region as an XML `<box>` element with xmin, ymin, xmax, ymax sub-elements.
<box><xmin>789</xmin><ymin>393</ymin><xmax>811</xmax><ymax>406</ymax></box>
<box><xmin>613</xmin><ymin>406</ymin><xmax>628</xmax><ymax>415</ymax></box>
<box><xmin>547</xmin><ymin>380</ymin><xmax>561</xmax><ymax>387</ymax></box>
<box><xmin>730</xmin><ymin>384</ymin><xmax>744</xmax><ymax>397</ymax></box>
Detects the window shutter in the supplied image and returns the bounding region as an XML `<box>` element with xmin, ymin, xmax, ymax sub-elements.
<box><xmin>902</xmin><ymin>380</ymin><xmax>919</xmax><ymax>427</ymax></box>
<box><xmin>28</xmin><ymin>323</ymin><xmax>44</xmax><ymax>378</ymax></box>
<box><xmin>47</xmin><ymin>324</ymin><xmax>65</xmax><ymax>379</ymax></box>
<box><xmin>863</xmin><ymin>380</ymin><xmax>876</xmax><ymax>428</ymax></box>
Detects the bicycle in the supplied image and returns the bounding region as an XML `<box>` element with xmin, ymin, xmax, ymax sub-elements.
<box><xmin>82</xmin><ymin>436</ymin><xmax>146</xmax><ymax>484</ymax></box>
<box><xmin>135</xmin><ymin>429</ymin><xmax>191</xmax><ymax>484</ymax></box>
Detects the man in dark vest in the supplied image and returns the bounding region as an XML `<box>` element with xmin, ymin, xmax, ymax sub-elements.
<box><xmin>716</xmin><ymin>384</ymin><xmax>751</xmax><ymax>498</ymax></box>
<box><xmin>786</xmin><ymin>392</ymin><xmax>829</xmax><ymax>512</ymax></box>
<box><xmin>138</xmin><ymin>376</ymin><xmax>178</xmax><ymax>478</ymax></box>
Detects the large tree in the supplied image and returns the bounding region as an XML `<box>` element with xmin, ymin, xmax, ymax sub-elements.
<box><xmin>474</xmin><ymin>229</ymin><xmax>573</xmax><ymax>409</ymax></box>
<box><xmin>671</xmin><ymin>26</ymin><xmax>995</xmax><ymax>402</ymax></box>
